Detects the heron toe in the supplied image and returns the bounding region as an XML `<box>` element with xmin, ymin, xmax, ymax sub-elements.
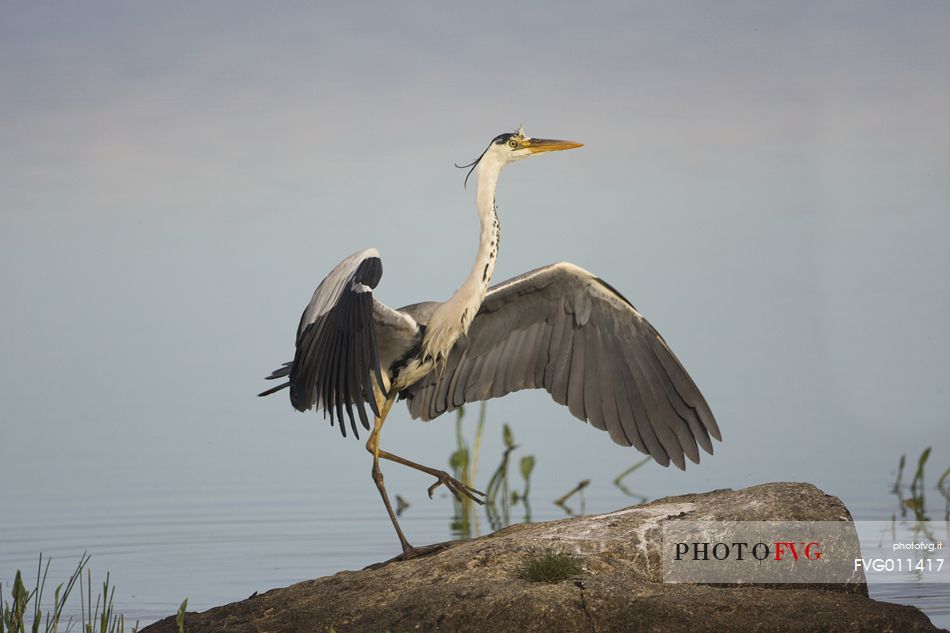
<box><xmin>426</xmin><ymin>470</ymin><xmax>487</xmax><ymax>505</ymax></box>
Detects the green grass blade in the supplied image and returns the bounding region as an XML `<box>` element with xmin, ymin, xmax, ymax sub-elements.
<box><xmin>892</xmin><ymin>453</ymin><xmax>906</xmax><ymax>492</ymax></box>
<box><xmin>175</xmin><ymin>599</ymin><xmax>188</xmax><ymax>633</ymax></box>
<box><xmin>518</xmin><ymin>551</ymin><xmax>582</xmax><ymax>583</ymax></box>
<box><xmin>912</xmin><ymin>447</ymin><xmax>931</xmax><ymax>487</ymax></box>
<box><xmin>502</xmin><ymin>424</ymin><xmax>514</xmax><ymax>449</ymax></box>
<box><xmin>32</xmin><ymin>555</ymin><xmax>49</xmax><ymax>633</ymax></box>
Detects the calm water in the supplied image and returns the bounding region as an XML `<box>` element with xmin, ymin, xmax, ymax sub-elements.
<box><xmin>2</xmin><ymin>427</ymin><xmax>948</xmax><ymax>630</ymax></box>
<box><xmin>4</xmin><ymin>2</ymin><xmax>950</xmax><ymax>630</ymax></box>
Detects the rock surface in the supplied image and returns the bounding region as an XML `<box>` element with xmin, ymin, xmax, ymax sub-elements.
<box><xmin>141</xmin><ymin>483</ymin><xmax>943</xmax><ymax>633</ymax></box>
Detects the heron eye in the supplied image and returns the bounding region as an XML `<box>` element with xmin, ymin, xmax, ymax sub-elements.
<box><xmin>509</xmin><ymin>139</ymin><xmax>518</xmax><ymax>148</ymax></box>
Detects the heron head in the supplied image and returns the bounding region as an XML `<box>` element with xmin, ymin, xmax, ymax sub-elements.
<box><xmin>458</xmin><ymin>126</ymin><xmax>583</xmax><ymax>187</ymax></box>
<box><xmin>493</xmin><ymin>126</ymin><xmax>584</xmax><ymax>163</ymax></box>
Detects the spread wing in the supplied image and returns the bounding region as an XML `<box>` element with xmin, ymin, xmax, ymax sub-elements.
<box><xmin>403</xmin><ymin>262</ymin><xmax>720</xmax><ymax>469</ymax></box>
<box><xmin>260</xmin><ymin>248</ymin><xmax>390</xmax><ymax>439</ymax></box>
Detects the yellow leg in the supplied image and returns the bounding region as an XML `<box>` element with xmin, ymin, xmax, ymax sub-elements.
<box><xmin>364</xmin><ymin>395</ymin><xmax>487</xmax><ymax>558</ymax></box>
<box><xmin>365</xmin><ymin>396</ymin><xmax>415</xmax><ymax>557</ymax></box>
<box><xmin>375</xmin><ymin>449</ymin><xmax>485</xmax><ymax>504</ymax></box>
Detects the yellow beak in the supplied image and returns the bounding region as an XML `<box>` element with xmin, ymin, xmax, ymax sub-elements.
<box><xmin>524</xmin><ymin>138</ymin><xmax>584</xmax><ymax>153</ymax></box>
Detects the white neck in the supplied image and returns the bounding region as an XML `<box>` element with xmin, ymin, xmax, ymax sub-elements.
<box><xmin>422</xmin><ymin>152</ymin><xmax>504</xmax><ymax>364</ymax></box>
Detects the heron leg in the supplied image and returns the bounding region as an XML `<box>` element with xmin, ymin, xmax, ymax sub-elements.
<box><xmin>365</xmin><ymin>395</ymin><xmax>416</xmax><ymax>558</ymax></box>
<box><xmin>374</xmin><ymin>449</ymin><xmax>486</xmax><ymax>505</ymax></box>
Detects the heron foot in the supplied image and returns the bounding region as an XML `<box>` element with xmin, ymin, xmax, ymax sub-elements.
<box><xmin>372</xmin><ymin>448</ymin><xmax>487</xmax><ymax>505</ymax></box>
<box><xmin>426</xmin><ymin>471</ymin><xmax>487</xmax><ymax>505</ymax></box>
<box><xmin>396</xmin><ymin>541</ymin><xmax>452</xmax><ymax>561</ymax></box>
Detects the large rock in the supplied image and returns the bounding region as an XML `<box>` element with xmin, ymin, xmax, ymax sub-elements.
<box><xmin>141</xmin><ymin>483</ymin><xmax>943</xmax><ymax>632</ymax></box>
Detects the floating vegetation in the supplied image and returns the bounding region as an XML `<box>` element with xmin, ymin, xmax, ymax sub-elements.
<box><xmin>518</xmin><ymin>551</ymin><xmax>582</xmax><ymax>583</ymax></box>
<box><xmin>886</xmin><ymin>446</ymin><xmax>950</xmax><ymax>559</ymax></box>
<box><xmin>939</xmin><ymin>464</ymin><xmax>950</xmax><ymax>522</ymax></box>
<box><xmin>891</xmin><ymin>453</ymin><xmax>907</xmax><ymax>493</ymax></box>
<box><xmin>511</xmin><ymin>455</ymin><xmax>536</xmax><ymax>520</ymax></box>
<box><xmin>447</xmin><ymin>404</ymin><xmax>486</xmax><ymax>538</ymax></box>
<box><xmin>555</xmin><ymin>479</ymin><xmax>590</xmax><ymax>516</ymax></box>
<box><xmin>893</xmin><ymin>449</ymin><xmax>928</xmax><ymax>521</ymax></box>
<box><xmin>891</xmin><ymin>446</ymin><xmax>950</xmax><ymax>522</ymax></box>
<box><xmin>484</xmin><ymin>423</ymin><xmax>537</xmax><ymax>530</ymax></box>
<box><xmin>484</xmin><ymin>424</ymin><xmax>517</xmax><ymax>530</ymax></box>
<box><xmin>911</xmin><ymin>447</ymin><xmax>931</xmax><ymax>495</ymax></box>
<box><xmin>436</xmin><ymin>402</ymin><xmax>671</xmax><ymax>532</ymax></box>
<box><xmin>442</xmin><ymin>405</ymin><xmax>536</xmax><ymax>536</ymax></box>
<box><xmin>613</xmin><ymin>456</ymin><xmax>651</xmax><ymax>502</ymax></box>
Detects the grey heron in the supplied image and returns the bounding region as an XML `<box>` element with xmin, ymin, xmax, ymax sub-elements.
<box><xmin>260</xmin><ymin>127</ymin><xmax>720</xmax><ymax>557</ymax></box>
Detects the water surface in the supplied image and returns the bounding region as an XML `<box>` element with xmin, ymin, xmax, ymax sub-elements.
<box><xmin>2</xmin><ymin>423</ymin><xmax>947</xmax><ymax>628</ymax></box>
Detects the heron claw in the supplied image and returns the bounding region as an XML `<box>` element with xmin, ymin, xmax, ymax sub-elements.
<box><xmin>427</xmin><ymin>470</ymin><xmax>486</xmax><ymax>505</ymax></box>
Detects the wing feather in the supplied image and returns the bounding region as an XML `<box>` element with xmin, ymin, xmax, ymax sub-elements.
<box><xmin>616</xmin><ymin>336</ymin><xmax>670</xmax><ymax>466</ymax></box>
<box><xmin>451</xmin><ymin>349</ymin><xmax>473</xmax><ymax>408</ymax></box>
<box><xmin>650</xmin><ymin>336</ymin><xmax>721</xmax><ymax>441</ymax></box>
<box><xmin>463</xmin><ymin>353</ymin><xmax>489</xmax><ymax>403</ymax></box>
<box><xmin>546</xmin><ymin>310</ymin><xmax>573</xmax><ymax>403</ymax></box>
<box><xmin>533</xmin><ymin>316</ymin><xmax>554</xmax><ymax>388</ymax></box>
<box><xmin>591</xmin><ymin>325</ymin><xmax>620</xmax><ymax>436</ymax></box>
<box><xmin>567</xmin><ymin>326</ymin><xmax>587</xmax><ymax>420</ymax></box>
<box><xmin>646</xmin><ymin>343</ymin><xmax>708</xmax><ymax>458</ymax></box>
<box><xmin>617</xmin><ymin>344</ymin><xmax>670</xmax><ymax>456</ymax></box>
<box><xmin>404</xmin><ymin>262</ymin><xmax>719</xmax><ymax>469</ymax></box>
<box><xmin>259</xmin><ymin>248</ymin><xmax>419</xmax><ymax>440</ymax></box>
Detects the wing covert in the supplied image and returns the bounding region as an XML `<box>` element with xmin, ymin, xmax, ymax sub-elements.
<box><xmin>275</xmin><ymin>248</ymin><xmax>386</xmax><ymax>438</ymax></box>
<box><xmin>403</xmin><ymin>262</ymin><xmax>720</xmax><ymax>469</ymax></box>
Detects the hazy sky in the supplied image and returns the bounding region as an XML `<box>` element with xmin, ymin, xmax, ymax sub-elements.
<box><xmin>2</xmin><ymin>2</ymin><xmax>949</xmax><ymax>512</ymax></box>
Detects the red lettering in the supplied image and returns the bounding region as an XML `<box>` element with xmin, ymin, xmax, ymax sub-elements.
<box><xmin>774</xmin><ymin>541</ymin><xmax>800</xmax><ymax>561</ymax></box>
